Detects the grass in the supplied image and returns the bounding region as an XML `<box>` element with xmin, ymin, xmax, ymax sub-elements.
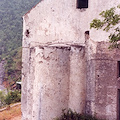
<box><xmin>0</xmin><ymin>104</ymin><xmax>21</xmax><ymax>120</ymax></box>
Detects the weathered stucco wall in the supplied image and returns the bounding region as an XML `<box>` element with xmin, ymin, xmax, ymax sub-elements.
<box><xmin>22</xmin><ymin>43</ymin><xmax>86</xmax><ymax>120</ymax></box>
<box><xmin>33</xmin><ymin>46</ymin><xmax>70</xmax><ymax>120</ymax></box>
<box><xmin>86</xmin><ymin>40</ymin><xmax>120</xmax><ymax>120</ymax></box>
<box><xmin>22</xmin><ymin>39</ymin><xmax>120</xmax><ymax>120</ymax></box>
<box><xmin>69</xmin><ymin>46</ymin><xmax>86</xmax><ymax>113</ymax></box>
<box><xmin>23</xmin><ymin>0</ymin><xmax>120</xmax><ymax>46</ymax></box>
<box><xmin>22</xmin><ymin>0</ymin><xmax>120</xmax><ymax>120</ymax></box>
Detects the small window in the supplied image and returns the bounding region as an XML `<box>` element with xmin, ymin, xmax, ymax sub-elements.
<box><xmin>77</xmin><ymin>0</ymin><xmax>88</xmax><ymax>9</ymax></box>
<box><xmin>118</xmin><ymin>89</ymin><xmax>120</xmax><ymax>119</ymax></box>
<box><xmin>118</xmin><ymin>61</ymin><xmax>120</xmax><ymax>77</ymax></box>
<box><xmin>25</xmin><ymin>29</ymin><xmax>30</xmax><ymax>37</ymax></box>
<box><xmin>85</xmin><ymin>31</ymin><xmax>89</xmax><ymax>40</ymax></box>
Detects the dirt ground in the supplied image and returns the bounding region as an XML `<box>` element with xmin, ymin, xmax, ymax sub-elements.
<box><xmin>0</xmin><ymin>103</ymin><xmax>21</xmax><ymax>120</ymax></box>
<box><xmin>10</xmin><ymin>115</ymin><xmax>21</xmax><ymax>120</ymax></box>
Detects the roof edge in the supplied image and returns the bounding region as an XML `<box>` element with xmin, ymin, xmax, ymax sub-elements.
<box><xmin>23</xmin><ymin>0</ymin><xmax>43</xmax><ymax>17</ymax></box>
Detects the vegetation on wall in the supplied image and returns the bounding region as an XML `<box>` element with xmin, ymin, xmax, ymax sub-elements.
<box><xmin>90</xmin><ymin>5</ymin><xmax>120</xmax><ymax>48</ymax></box>
<box><xmin>55</xmin><ymin>109</ymin><xmax>105</xmax><ymax>120</ymax></box>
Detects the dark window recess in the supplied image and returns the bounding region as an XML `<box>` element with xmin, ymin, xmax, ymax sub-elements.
<box><xmin>85</xmin><ymin>31</ymin><xmax>89</xmax><ymax>40</ymax></box>
<box><xmin>85</xmin><ymin>31</ymin><xmax>89</xmax><ymax>35</ymax></box>
<box><xmin>118</xmin><ymin>61</ymin><xmax>120</xmax><ymax>77</ymax></box>
<box><xmin>118</xmin><ymin>89</ymin><xmax>120</xmax><ymax>120</ymax></box>
<box><xmin>77</xmin><ymin>0</ymin><xmax>88</xmax><ymax>9</ymax></box>
<box><xmin>25</xmin><ymin>29</ymin><xmax>30</xmax><ymax>37</ymax></box>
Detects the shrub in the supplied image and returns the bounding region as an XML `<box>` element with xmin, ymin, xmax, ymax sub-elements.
<box><xmin>5</xmin><ymin>90</ymin><xmax>21</xmax><ymax>105</ymax></box>
<box><xmin>0</xmin><ymin>90</ymin><xmax>21</xmax><ymax>108</ymax></box>
<box><xmin>55</xmin><ymin>109</ymin><xmax>105</xmax><ymax>120</ymax></box>
<box><xmin>5</xmin><ymin>92</ymin><xmax>12</xmax><ymax>105</ymax></box>
<box><xmin>0</xmin><ymin>91</ymin><xmax>6</xmax><ymax>107</ymax></box>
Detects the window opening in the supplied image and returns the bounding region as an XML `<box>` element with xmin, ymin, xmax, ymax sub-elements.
<box><xmin>25</xmin><ymin>29</ymin><xmax>30</xmax><ymax>37</ymax></box>
<box><xmin>85</xmin><ymin>31</ymin><xmax>89</xmax><ymax>40</ymax></box>
<box><xmin>118</xmin><ymin>89</ymin><xmax>120</xmax><ymax>120</ymax></box>
<box><xmin>118</xmin><ymin>61</ymin><xmax>120</xmax><ymax>77</ymax></box>
<box><xmin>85</xmin><ymin>31</ymin><xmax>89</xmax><ymax>35</ymax></box>
<box><xmin>77</xmin><ymin>0</ymin><xmax>88</xmax><ymax>9</ymax></box>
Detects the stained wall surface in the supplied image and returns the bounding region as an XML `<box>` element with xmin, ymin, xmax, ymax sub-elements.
<box><xmin>22</xmin><ymin>44</ymin><xmax>86</xmax><ymax>120</ymax></box>
<box><xmin>22</xmin><ymin>0</ymin><xmax>120</xmax><ymax>120</ymax></box>
<box><xmin>69</xmin><ymin>46</ymin><xmax>86</xmax><ymax>113</ymax></box>
<box><xmin>23</xmin><ymin>0</ymin><xmax>120</xmax><ymax>47</ymax></box>
<box><xmin>86</xmin><ymin>40</ymin><xmax>120</xmax><ymax>120</ymax></box>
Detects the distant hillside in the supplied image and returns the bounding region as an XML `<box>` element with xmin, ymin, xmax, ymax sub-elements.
<box><xmin>3</xmin><ymin>47</ymin><xmax>22</xmax><ymax>89</ymax></box>
<box><xmin>0</xmin><ymin>0</ymin><xmax>40</xmax><ymax>88</ymax></box>
<box><xmin>0</xmin><ymin>0</ymin><xmax>40</xmax><ymax>56</ymax></box>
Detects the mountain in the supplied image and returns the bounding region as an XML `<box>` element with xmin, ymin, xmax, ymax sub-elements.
<box><xmin>0</xmin><ymin>0</ymin><xmax>40</xmax><ymax>88</ymax></box>
<box><xmin>0</xmin><ymin>0</ymin><xmax>40</xmax><ymax>56</ymax></box>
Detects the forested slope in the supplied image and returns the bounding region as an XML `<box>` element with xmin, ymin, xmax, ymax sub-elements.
<box><xmin>0</xmin><ymin>0</ymin><xmax>40</xmax><ymax>55</ymax></box>
<box><xmin>0</xmin><ymin>0</ymin><xmax>40</xmax><ymax>88</ymax></box>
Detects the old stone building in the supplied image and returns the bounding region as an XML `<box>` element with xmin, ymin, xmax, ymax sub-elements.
<box><xmin>22</xmin><ymin>0</ymin><xmax>120</xmax><ymax>120</ymax></box>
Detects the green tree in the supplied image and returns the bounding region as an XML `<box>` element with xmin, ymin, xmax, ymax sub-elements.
<box><xmin>90</xmin><ymin>5</ymin><xmax>120</xmax><ymax>48</ymax></box>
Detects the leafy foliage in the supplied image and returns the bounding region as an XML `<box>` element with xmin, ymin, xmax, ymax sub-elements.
<box><xmin>55</xmin><ymin>109</ymin><xmax>105</xmax><ymax>120</ymax></box>
<box><xmin>0</xmin><ymin>90</ymin><xmax>21</xmax><ymax>107</ymax></box>
<box><xmin>5</xmin><ymin>90</ymin><xmax>21</xmax><ymax>105</ymax></box>
<box><xmin>90</xmin><ymin>6</ymin><xmax>120</xmax><ymax>48</ymax></box>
